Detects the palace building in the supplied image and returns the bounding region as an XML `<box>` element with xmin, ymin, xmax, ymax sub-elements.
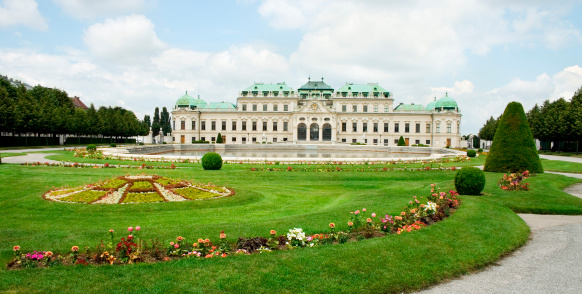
<box><xmin>171</xmin><ymin>78</ymin><xmax>462</xmax><ymax>147</ymax></box>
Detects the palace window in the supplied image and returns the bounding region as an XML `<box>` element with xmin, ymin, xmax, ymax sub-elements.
<box><xmin>405</xmin><ymin>123</ymin><xmax>410</xmax><ymax>133</ymax></box>
<box><xmin>373</xmin><ymin>139</ymin><xmax>378</xmax><ymax>144</ymax></box>
<box><xmin>426</xmin><ymin>124</ymin><xmax>431</xmax><ymax>133</ymax></box>
<box><xmin>222</xmin><ymin>121</ymin><xmax>226</xmax><ymax>131</ymax></box>
<box><xmin>242</xmin><ymin>104</ymin><xmax>247</xmax><ymax>111</ymax></box>
<box><xmin>263</xmin><ymin>104</ymin><xmax>267</xmax><ymax>111</ymax></box>
<box><xmin>384</xmin><ymin>122</ymin><xmax>389</xmax><ymax>132</ymax></box>
<box><xmin>191</xmin><ymin>137</ymin><xmax>197</xmax><ymax>143</ymax></box>
<box><xmin>252</xmin><ymin>104</ymin><xmax>257</xmax><ymax>111</ymax></box>
<box><xmin>252</xmin><ymin>121</ymin><xmax>257</xmax><ymax>131</ymax></box>
<box><xmin>284</xmin><ymin>105</ymin><xmax>288</xmax><ymax>111</ymax></box>
<box><xmin>242</xmin><ymin>121</ymin><xmax>247</xmax><ymax>131</ymax></box>
<box><xmin>415</xmin><ymin>139</ymin><xmax>420</xmax><ymax>145</ymax></box>
<box><xmin>384</xmin><ymin>105</ymin><xmax>389</xmax><ymax>112</ymax></box>
<box><xmin>342</xmin><ymin>105</ymin><xmax>347</xmax><ymax>112</ymax></box>
<box><xmin>211</xmin><ymin>137</ymin><xmax>215</xmax><ymax>142</ymax></box>
<box><xmin>436</xmin><ymin>123</ymin><xmax>440</xmax><ymax>133</ymax></box>
<box><xmin>363</xmin><ymin>123</ymin><xmax>368</xmax><ymax>132</ymax></box>
<box><xmin>201</xmin><ymin>121</ymin><xmax>206</xmax><ymax>131</ymax></box>
<box><xmin>373</xmin><ymin>123</ymin><xmax>378</xmax><ymax>132</ymax></box>
<box><xmin>353</xmin><ymin>105</ymin><xmax>357</xmax><ymax>112</ymax></box>
<box><xmin>242</xmin><ymin>137</ymin><xmax>246</xmax><ymax>143</ymax></box>
<box><xmin>374</xmin><ymin>105</ymin><xmax>378</xmax><ymax>112</ymax></box>
<box><xmin>352</xmin><ymin>122</ymin><xmax>357</xmax><ymax>132</ymax></box>
<box><xmin>363</xmin><ymin>105</ymin><xmax>368</xmax><ymax>112</ymax></box>
<box><xmin>426</xmin><ymin>140</ymin><xmax>431</xmax><ymax>145</ymax></box>
<box><xmin>273</xmin><ymin>105</ymin><xmax>278</xmax><ymax>111</ymax></box>
<box><xmin>232</xmin><ymin>121</ymin><xmax>237</xmax><ymax>131</ymax></box>
<box><xmin>447</xmin><ymin>123</ymin><xmax>452</xmax><ymax>133</ymax></box>
<box><xmin>211</xmin><ymin>121</ymin><xmax>216</xmax><ymax>131</ymax></box>
<box><xmin>283</xmin><ymin>121</ymin><xmax>288</xmax><ymax>131</ymax></box>
<box><xmin>415</xmin><ymin>123</ymin><xmax>420</xmax><ymax>133</ymax></box>
<box><xmin>201</xmin><ymin>137</ymin><xmax>205</xmax><ymax>141</ymax></box>
<box><xmin>192</xmin><ymin>121</ymin><xmax>196</xmax><ymax>130</ymax></box>
<box><xmin>232</xmin><ymin>137</ymin><xmax>236</xmax><ymax>142</ymax></box>
<box><xmin>262</xmin><ymin>121</ymin><xmax>267</xmax><ymax>131</ymax></box>
<box><xmin>394</xmin><ymin>123</ymin><xmax>399</xmax><ymax>133</ymax></box>
<box><xmin>342</xmin><ymin>122</ymin><xmax>347</xmax><ymax>132</ymax></box>
<box><xmin>181</xmin><ymin>121</ymin><xmax>185</xmax><ymax>130</ymax></box>
<box><xmin>273</xmin><ymin>121</ymin><xmax>278</xmax><ymax>131</ymax></box>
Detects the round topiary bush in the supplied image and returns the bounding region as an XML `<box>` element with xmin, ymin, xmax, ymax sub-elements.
<box><xmin>110</xmin><ymin>143</ymin><xmax>117</xmax><ymax>147</ymax></box>
<box><xmin>467</xmin><ymin>149</ymin><xmax>477</xmax><ymax>157</ymax></box>
<box><xmin>201</xmin><ymin>152</ymin><xmax>223</xmax><ymax>170</ymax></box>
<box><xmin>454</xmin><ymin>167</ymin><xmax>485</xmax><ymax>195</ymax></box>
<box><xmin>478</xmin><ymin>148</ymin><xmax>483</xmax><ymax>153</ymax></box>
<box><xmin>87</xmin><ymin>144</ymin><xmax>97</xmax><ymax>152</ymax></box>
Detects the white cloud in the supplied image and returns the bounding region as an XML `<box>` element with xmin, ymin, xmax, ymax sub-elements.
<box><xmin>258</xmin><ymin>0</ymin><xmax>326</xmax><ymax>30</ymax></box>
<box><xmin>83</xmin><ymin>15</ymin><xmax>166</xmax><ymax>63</ymax></box>
<box><xmin>0</xmin><ymin>0</ymin><xmax>47</xmax><ymax>30</ymax></box>
<box><xmin>52</xmin><ymin>0</ymin><xmax>150</xmax><ymax>20</ymax></box>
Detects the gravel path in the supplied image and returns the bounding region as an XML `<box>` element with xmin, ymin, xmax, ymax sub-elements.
<box><xmin>1</xmin><ymin>153</ymin><xmax>62</xmax><ymax>164</ymax></box>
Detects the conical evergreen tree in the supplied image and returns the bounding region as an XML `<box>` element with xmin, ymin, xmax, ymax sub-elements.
<box><xmin>484</xmin><ymin>101</ymin><xmax>543</xmax><ymax>173</ymax></box>
<box><xmin>397</xmin><ymin>136</ymin><xmax>406</xmax><ymax>146</ymax></box>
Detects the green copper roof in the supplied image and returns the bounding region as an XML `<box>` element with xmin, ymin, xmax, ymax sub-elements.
<box><xmin>394</xmin><ymin>103</ymin><xmax>425</xmax><ymax>112</ymax></box>
<box><xmin>205</xmin><ymin>102</ymin><xmax>236</xmax><ymax>109</ymax></box>
<box><xmin>425</xmin><ymin>97</ymin><xmax>437</xmax><ymax>111</ymax></box>
<box><xmin>176</xmin><ymin>91</ymin><xmax>196</xmax><ymax>107</ymax></box>
<box><xmin>242</xmin><ymin>82</ymin><xmax>293</xmax><ymax>93</ymax></box>
<box><xmin>298</xmin><ymin>78</ymin><xmax>334</xmax><ymax>92</ymax></box>
<box><xmin>337</xmin><ymin>83</ymin><xmax>389</xmax><ymax>94</ymax></box>
<box><xmin>435</xmin><ymin>93</ymin><xmax>458</xmax><ymax>110</ymax></box>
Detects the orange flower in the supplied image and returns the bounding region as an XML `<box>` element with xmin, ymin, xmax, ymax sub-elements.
<box><xmin>329</xmin><ymin>223</ymin><xmax>336</xmax><ymax>228</ymax></box>
<box><xmin>270</xmin><ymin>230</ymin><xmax>277</xmax><ymax>235</ymax></box>
<box><xmin>71</xmin><ymin>246</ymin><xmax>79</xmax><ymax>252</ymax></box>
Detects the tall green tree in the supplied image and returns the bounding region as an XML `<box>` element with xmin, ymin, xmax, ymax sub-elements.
<box><xmin>484</xmin><ymin>102</ymin><xmax>543</xmax><ymax>173</ymax></box>
<box><xmin>152</xmin><ymin>107</ymin><xmax>160</xmax><ymax>137</ymax></box>
<box><xmin>161</xmin><ymin>107</ymin><xmax>171</xmax><ymax>135</ymax></box>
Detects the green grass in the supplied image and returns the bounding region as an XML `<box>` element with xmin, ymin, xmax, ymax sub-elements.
<box><xmin>540</xmin><ymin>159</ymin><xmax>582</xmax><ymax>173</ymax></box>
<box><xmin>0</xmin><ymin>156</ymin><xmax>581</xmax><ymax>293</ymax></box>
<box><xmin>0</xmin><ymin>152</ymin><xmax>27</xmax><ymax>158</ymax></box>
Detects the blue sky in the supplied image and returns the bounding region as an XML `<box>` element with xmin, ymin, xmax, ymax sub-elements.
<box><xmin>1</xmin><ymin>0</ymin><xmax>582</xmax><ymax>135</ymax></box>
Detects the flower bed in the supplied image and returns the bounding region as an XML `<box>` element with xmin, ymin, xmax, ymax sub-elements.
<box><xmin>42</xmin><ymin>175</ymin><xmax>234</xmax><ymax>204</ymax></box>
<box><xmin>10</xmin><ymin>184</ymin><xmax>460</xmax><ymax>269</ymax></box>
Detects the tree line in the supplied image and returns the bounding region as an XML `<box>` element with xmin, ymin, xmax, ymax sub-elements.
<box><xmin>479</xmin><ymin>85</ymin><xmax>582</xmax><ymax>151</ymax></box>
<box><xmin>0</xmin><ymin>75</ymin><xmax>149</xmax><ymax>139</ymax></box>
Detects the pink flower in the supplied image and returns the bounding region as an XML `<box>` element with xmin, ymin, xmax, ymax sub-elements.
<box><xmin>366</xmin><ymin>218</ymin><xmax>372</xmax><ymax>223</ymax></box>
<box><xmin>371</xmin><ymin>213</ymin><xmax>376</xmax><ymax>218</ymax></box>
<box><xmin>348</xmin><ymin>221</ymin><xmax>353</xmax><ymax>226</ymax></box>
<box><xmin>13</xmin><ymin>245</ymin><xmax>20</xmax><ymax>251</ymax></box>
<box><xmin>174</xmin><ymin>244</ymin><xmax>180</xmax><ymax>249</ymax></box>
<box><xmin>401</xmin><ymin>211</ymin><xmax>406</xmax><ymax>216</ymax></box>
<box><xmin>109</xmin><ymin>229</ymin><xmax>114</xmax><ymax>233</ymax></box>
<box><xmin>127</xmin><ymin>227</ymin><xmax>133</xmax><ymax>232</ymax></box>
<box><xmin>362</xmin><ymin>208</ymin><xmax>366</xmax><ymax>212</ymax></box>
<box><xmin>135</xmin><ymin>226</ymin><xmax>141</xmax><ymax>231</ymax></box>
<box><xmin>355</xmin><ymin>210</ymin><xmax>360</xmax><ymax>215</ymax></box>
<box><xmin>170</xmin><ymin>242</ymin><xmax>174</xmax><ymax>246</ymax></box>
<box><xmin>220</xmin><ymin>233</ymin><xmax>226</xmax><ymax>239</ymax></box>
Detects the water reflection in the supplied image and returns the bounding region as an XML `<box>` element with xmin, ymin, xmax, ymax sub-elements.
<box><xmin>158</xmin><ymin>149</ymin><xmax>431</xmax><ymax>159</ymax></box>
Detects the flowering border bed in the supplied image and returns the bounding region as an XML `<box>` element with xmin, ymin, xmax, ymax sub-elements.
<box><xmin>9</xmin><ymin>184</ymin><xmax>460</xmax><ymax>269</ymax></box>
<box><xmin>42</xmin><ymin>174</ymin><xmax>235</xmax><ymax>204</ymax></box>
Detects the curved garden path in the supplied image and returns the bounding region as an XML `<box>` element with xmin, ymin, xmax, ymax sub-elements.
<box><xmin>420</xmin><ymin>157</ymin><xmax>582</xmax><ymax>294</ymax></box>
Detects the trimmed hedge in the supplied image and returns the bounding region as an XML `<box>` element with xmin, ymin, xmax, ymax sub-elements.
<box><xmin>467</xmin><ymin>149</ymin><xmax>477</xmax><ymax>157</ymax></box>
<box><xmin>397</xmin><ymin>136</ymin><xmax>406</xmax><ymax>146</ymax></box>
<box><xmin>454</xmin><ymin>167</ymin><xmax>486</xmax><ymax>195</ymax></box>
<box><xmin>484</xmin><ymin>102</ymin><xmax>543</xmax><ymax>173</ymax></box>
<box><xmin>201</xmin><ymin>152</ymin><xmax>223</xmax><ymax>170</ymax></box>
<box><xmin>86</xmin><ymin>144</ymin><xmax>97</xmax><ymax>152</ymax></box>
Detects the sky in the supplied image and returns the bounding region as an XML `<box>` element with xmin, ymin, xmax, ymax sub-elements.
<box><xmin>1</xmin><ymin>0</ymin><xmax>582</xmax><ymax>135</ymax></box>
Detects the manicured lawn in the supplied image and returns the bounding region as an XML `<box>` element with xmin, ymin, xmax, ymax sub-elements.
<box><xmin>0</xmin><ymin>157</ymin><xmax>581</xmax><ymax>293</ymax></box>
<box><xmin>0</xmin><ymin>152</ymin><xmax>27</xmax><ymax>158</ymax></box>
<box><xmin>540</xmin><ymin>158</ymin><xmax>582</xmax><ymax>173</ymax></box>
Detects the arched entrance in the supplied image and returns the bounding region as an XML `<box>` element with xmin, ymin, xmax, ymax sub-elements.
<box><xmin>297</xmin><ymin>123</ymin><xmax>307</xmax><ymax>141</ymax></box>
<box><xmin>310</xmin><ymin>123</ymin><xmax>319</xmax><ymax>141</ymax></box>
<box><xmin>322</xmin><ymin>123</ymin><xmax>332</xmax><ymax>141</ymax></box>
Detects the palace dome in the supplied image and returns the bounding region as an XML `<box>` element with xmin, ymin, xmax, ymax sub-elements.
<box><xmin>425</xmin><ymin>97</ymin><xmax>437</xmax><ymax>111</ymax></box>
<box><xmin>435</xmin><ymin>93</ymin><xmax>458</xmax><ymax>111</ymax></box>
<box><xmin>176</xmin><ymin>91</ymin><xmax>207</xmax><ymax>109</ymax></box>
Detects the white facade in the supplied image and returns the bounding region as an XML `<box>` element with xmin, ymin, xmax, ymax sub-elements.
<box><xmin>171</xmin><ymin>79</ymin><xmax>462</xmax><ymax>147</ymax></box>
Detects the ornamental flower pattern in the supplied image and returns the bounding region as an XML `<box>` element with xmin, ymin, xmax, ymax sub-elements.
<box><xmin>43</xmin><ymin>175</ymin><xmax>234</xmax><ymax>204</ymax></box>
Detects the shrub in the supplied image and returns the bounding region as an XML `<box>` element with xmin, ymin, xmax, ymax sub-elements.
<box><xmin>201</xmin><ymin>152</ymin><xmax>223</xmax><ymax>170</ymax></box>
<box><xmin>454</xmin><ymin>167</ymin><xmax>485</xmax><ymax>195</ymax></box>
<box><xmin>110</xmin><ymin>143</ymin><xmax>117</xmax><ymax>147</ymax></box>
<box><xmin>87</xmin><ymin>144</ymin><xmax>97</xmax><ymax>152</ymax></box>
<box><xmin>397</xmin><ymin>136</ymin><xmax>406</xmax><ymax>146</ymax></box>
<box><xmin>477</xmin><ymin>148</ymin><xmax>483</xmax><ymax>153</ymax></box>
<box><xmin>466</xmin><ymin>149</ymin><xmax>477</xmax><ymax>157</ymax></box>
<box><xmin>216</xmin><ymin>133</ymin><xmax>223</xmax><ymax>144</ymax></box>
<box><xmin>484</xmin><ymin>102</ymin><xmax>543</xmax><ymax>173</ymax></box>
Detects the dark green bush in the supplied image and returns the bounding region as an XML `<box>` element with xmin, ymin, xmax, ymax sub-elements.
<box><xmin>484</xmin><ymin>102</ymin><xmax>543</xmax><ymax>173</ymax></box>
<box><xmin>110</xmin><ymin>143</ymin><xmax>117</xmax><ymax>147</ymax></box>
<box><xmin>397</xmin><ymin>136</ymin><xmax>406</xmax><ymax>146</ymax></box>
<box><xmin>454</xmin><ymin>167</ymin><xmax>485</xmax><ymax>195</ymax></box>
<box><xmin>201</xmin><ymin>152</ymin><xmax>223</xmax><ymax>170</ymax></box>
<box><xmin>216</xmin><ymin>133</ymin><xmax>223</xmax><ymax>144</ymax></box>
<box><xmin>478</xmin><ymin>148</ymin><xmax>483</xmax><ymax>153</ymax></box>
<box><xmin>467</xmin><ymin>149</ymin><xmax>477</xmax><ymax>157</ymax></box>
<box><xmin>192</xmin><ymin>140</ymin><xmax>209</xmax><ymax>144</ymax></box>
<box><xmin>87</xmin><ymin>144</ymin><xmax>97</xmax><ymax>152</ymax></box>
